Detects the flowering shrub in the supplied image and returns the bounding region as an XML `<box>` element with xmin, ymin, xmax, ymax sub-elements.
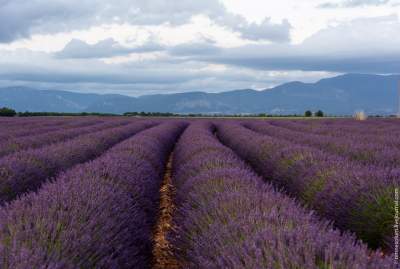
<box><xmin>169</xmin><ymin>121</ymin><xmax>393</xmax><ymax>268</ymax></box>
<box><xmin>0</xmin><ymin>121</ymin><xmax>187</xmax><ymax>268</ymax></box>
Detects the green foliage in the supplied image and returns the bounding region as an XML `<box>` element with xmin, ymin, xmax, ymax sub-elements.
<box><xmin>123</xmin><ymin>111</ymin><xmax>308</xmax><ymax>118</ymax></box>
<box><xmin>351</xmin><ymin>188</ymin><xmax>394</xmax><ymax>249</ymax></box>
<box><xmin>301</xmin><ymin>170</ymin><xmax>332</xmax><ymax>205</ymax></box>
<box><xmin>304</xmin><ymin>110</ymin><xmax>312</xmax><ymax>117</ymax></box>
<box><xmin>17</xmin><ymin>111</ymin><xmax>117</xmax><ymax>117</ymax></box>
<box><xmin>14</xmin><ymin>110</ymin><xmax>333</xmax><ymax>118</ymax></box>
<box><xmin>0</xmin><ymin>107</ymin><xmax>16</xmax><ymax>117</ymax></box>
<box><xmin>123</xmin><ymin>111</ymin><xmax>178</xmax><ymax>117</ymax></box>
<box><xmin>315</xmin><ymin>110</ymin><xmax>324</xmax><ymax>117</ymax></box>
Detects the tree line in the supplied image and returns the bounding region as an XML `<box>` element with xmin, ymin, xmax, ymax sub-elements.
<box><xmin>0</xmin><ymin>108</ymin><xmax>116</xmax><ymax>117</ymax></box>
<box><xmin>0</xmin><ymin>106</ymin><xmax>331</xmax><ymax>118</ymax></box>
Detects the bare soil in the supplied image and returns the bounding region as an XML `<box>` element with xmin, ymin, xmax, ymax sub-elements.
<box><xmin>152</xmin><ymin>154</ymin><xmax>180</xmax><ymax>269</ymax></box>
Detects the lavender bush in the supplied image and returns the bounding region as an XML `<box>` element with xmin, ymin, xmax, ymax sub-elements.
<box><xmin>0</xmin><ymin>119</ymin><xmax>133</xmax><ymax>157</ymax></box>
<box><xmin>0</xmin><ymin>117</ymin><xmax>72</xmax><ymax>130</ymax></box>
<box><xmin>0</xmin><ymin>121</ymin><xmax>156</xmax><ymax>204</ymax></box>
<box><xmin>169</xmin><ymin>121</ymin><xmax>394</xmax><ymax>268</ymax></box>
<box><xmin>268</xmin><ymin>118</ymin><xmax>400</xmax><ymax>139</ymax></box>
<box><xmin>0</xmin><ymin>118</ymin><xmax>104</xmax><ymax>141</ymax></box>
<box><xmin>0</xmin><ymin>121</ymin><xmax>187</xmax><ymax>268</ymax></box>
<box><xmin>217</xmin><ymin>121</ymin><xmax>399</xmax><ymax>251</ymax></box>
<box><xmin>243</xmin><ymin>120</ymin><xmax>400</xmax><ymax>167</ymax></box>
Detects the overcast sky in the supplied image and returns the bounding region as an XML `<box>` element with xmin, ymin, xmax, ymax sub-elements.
<box><xmin>0</xmin><ymin>0</ymin><xmax>399</xmax><ymax>96</ymax></box>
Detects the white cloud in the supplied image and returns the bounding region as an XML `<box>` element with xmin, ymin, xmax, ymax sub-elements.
<box><xmin>319</xmin><ymin>0</ymin><xmax>390</xmax><ymax>8</ymax></box>
<box><xmin>0</xmin><ymin>0</ymin><xmax>291</xmax><ymax>43</ymax></box>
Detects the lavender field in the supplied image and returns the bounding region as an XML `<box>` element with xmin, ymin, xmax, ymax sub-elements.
<box><xmin>0</xmin><ymin>117</ymin><xmax>398</xmax><ymax>268</ymax></box>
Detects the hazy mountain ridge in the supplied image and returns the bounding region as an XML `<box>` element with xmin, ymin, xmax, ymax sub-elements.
<box><xmin>0</xmin><ymin>74</ymin><xmax>398</xmax><ymax>115</ymax></box>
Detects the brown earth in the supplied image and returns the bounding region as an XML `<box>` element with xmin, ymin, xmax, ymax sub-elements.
<box><xmin>152</xmin><ymin>154</ymin><xmax>180</xmax><ymax>269</ymax></box>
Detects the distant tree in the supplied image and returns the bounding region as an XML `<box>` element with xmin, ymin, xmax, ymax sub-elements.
<box><xmin>0</xmin><ymin>107</ymin><xmax>16</xmax><ymax>117</ymax></box>
<box><xmin>304</xmin><ymin>110</ymin><xmax>312</xmax><ymax>117</ymax></box>
<box><xmin>315</xmin><ymin>110</ymin><xmax>324</xmax><ymax>117</ymax></box>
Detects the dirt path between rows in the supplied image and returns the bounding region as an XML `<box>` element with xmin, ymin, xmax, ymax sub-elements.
<box><xmin>152</xmin><ymin>154</ymin><xmax>180</xmax><ymax>269</ymax></box>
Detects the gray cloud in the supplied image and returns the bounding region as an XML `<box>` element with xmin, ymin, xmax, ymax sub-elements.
<box><xmin>318</xmin><ymin>0</ymin><xmax>390</xmax><ymax>8</ymax></box>
<box><xmin>0</xmin><ymin>48</ymin><xmax>260</xmax><ymax>87</ymax></box>
<box><xmin>55</xmin><ymin>38</ymin><xmax>220</xmax><ymax>60</ymax></box>
<box><xmin>0</xmin><ymin>0</ymin><xmax>94</xmax><ymax>42</ymax></box>
<box><xmin>55</xmin><ymin>38</ymin><xmax>165</xmax><ymax>59</ymax></box>
<box><xmin>175</xmin><ymin>15</ymin><xmax>400</xmax><ymax>74</ymax></box>
<box><xmin>215</xmin><ymin>14</ymin><xmax>291</xmax><ymax>42</ymax></box>
<box><xmin>0</xmin><ymin>15</ymin><xmax>398</xmax><ymax>95</ymax></box>
<box><xmin>0</xmin><ymin>0</ymin><xmax>291</xmax><ymax>43</ymax></box>
<box><xmin>0</xmin><ymin>47</ymin><xmax>330</xmax><ymax>95</ymax></box>
<box><xmin>168</xmin><ymin>39</ymin><xmax>221</xmax><ymax>57</ymax></box>
<box><xmin>205</xmin><ymin>50</ymin><xmax>400</xmax><ymax>73</ymax></box>
<box><xmin>235</xmin><ymin>18</ymin><xmax>291</xmax><ymax>42</ymax></box>
<box><xmin>0</xmin><ymin>61</ymin><xmax>196</xmax><ymax>85</ymax></box>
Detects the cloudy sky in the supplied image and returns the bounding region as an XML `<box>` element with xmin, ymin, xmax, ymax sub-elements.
<box><xmin>0</xmin><ymin>0</ymin><xmax>399</xmax><ymax>96</ymax></box>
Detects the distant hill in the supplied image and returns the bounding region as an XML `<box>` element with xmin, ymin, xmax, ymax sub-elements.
<box><xmin>0</xmin><ymin>87</ymin><xmax>120</xmax><ymax>113</ymax></box>
<box><xmin>0</xmin><ymin>74</ymin><xmax>399</xmax><ymax>115</ymax></box>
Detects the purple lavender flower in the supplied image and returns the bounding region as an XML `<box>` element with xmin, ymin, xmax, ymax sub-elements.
<box><xmin>0</xmin><ymin>121</ymin><xmax>187</xmax><ymax>268</ymax></box>
<box><xmin>0</xmin><ymin>120</ymin><xmax>157</xmax><ymax>204</ymax></box>
<box><xmin>217</xmin><ymin>120</ymin><xmax>399</xmax><ymax>251</ymax></box>
<box><xmin>169</xmin><ymin>121</ymin><xmax>394</xmax><ymax>268</ymax></box>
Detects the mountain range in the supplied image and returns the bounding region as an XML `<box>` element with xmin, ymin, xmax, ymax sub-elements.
<box><xmin>0</xmin><ymin>74</ymin><xmax>399</xmax><ymax>115</ymax></box>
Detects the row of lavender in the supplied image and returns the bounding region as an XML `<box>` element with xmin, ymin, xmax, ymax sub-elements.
<box><xmin>169</xmin><ymin>122</ymin><xmax>393</xmax><ymax>268</ymax></box>
<box><xmin>0</xmin><ymin>117</ymin><xmax>106</xmax><ymax>136</ymax></box>
<box><xmin>0</xmin><ymin>118</ymin><xmax>134</xmax><ymax>157</ymax></box>
<box><xmin>269</xmin><ymin>118</ymin><xmax>400</xmax><ymax>139</ymax></box>
<box><xmin>217</xmin><ymin>121</ymin><xmax>398</xmax><ymax>251</ymax></box>
<box><xmin>0</xmin><ymin>121</ymin><xmax>187</xmax><ymax>268</ymax></box>
<box><xmin>0</xmin><ymin>117</ymin><xmax>396</xmax><ymax>267</ymax></box>
<box><xmin>0</xmin><ymin>117</ymin><xmax>76</xmax><ymax>129</ymax></box>
<box><xmin>243</xmin><ymin>120</ymin><xmax>400</xmax><ymax>167</ymax></box>
<box><xmin>0</xmin><ymin>118</ymin><xmax>104</xmax><ymax>140</ymax></box>
<box><xmin>0</xmin><ymin>120</ymin><xmax>156</xmax><ymax>204</ymax></box>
